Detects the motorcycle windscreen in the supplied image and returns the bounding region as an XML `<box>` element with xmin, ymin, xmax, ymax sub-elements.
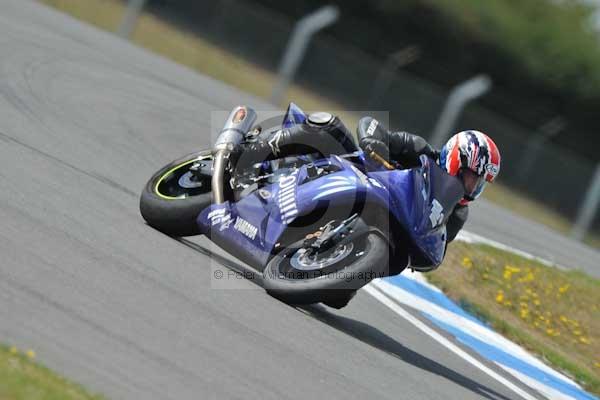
<box><xmin>282</xmin><ymin>102</ymin><xmax>307</xmax><ymax>128</ymax></box>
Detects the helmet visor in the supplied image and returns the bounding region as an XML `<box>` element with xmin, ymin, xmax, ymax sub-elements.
<box><xmin>460</xmin><ymin>169</ymin><xmax>487</xmax><ymax>201</ymax></box>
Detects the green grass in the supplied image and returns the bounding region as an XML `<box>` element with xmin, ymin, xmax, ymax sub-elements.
<box><xmin>0</xmin><ymin>344</ymin><xmax>102</xmax><ymax>400</ymax></box>
<box><xmin>431</xmin><ymin>242</ymin><xmax>600</xmax><ymax>395</ymax></box>
<box><xmin>39</xmin><ymin>0</ymin><xmax>600</xmax><ymax>248</ymax></box>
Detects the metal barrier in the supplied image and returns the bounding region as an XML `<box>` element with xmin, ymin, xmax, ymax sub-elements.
<box><xmin>118</xmin><ymin>0</ymin><xmax>600</xmax><ymax>238</ymax></box>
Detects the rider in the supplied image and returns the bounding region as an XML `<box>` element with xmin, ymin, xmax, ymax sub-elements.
<box><xmin>234</xmin><ymin>111</ymin><xmax>501</xmax><ymax>254</ymax></box>
<box><xmin>357</xmin><ymin>116</ymin><xmax>501</xmax><ymax>246</ymax></box>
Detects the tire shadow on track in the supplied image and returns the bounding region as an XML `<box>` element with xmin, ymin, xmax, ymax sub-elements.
<box><xmin>175</xmin><ymin>235</ymin><xmax>517</xmax><ymax>400</ymax></box>
<box><xmin>300</xmin><ymin>304</ymin><xmax>516</xmax><ymax>400</ymax></box>
<box><xmin>175</xmin><ymin>237</ymin><xmax>265</xmax><ymax>286</ymax></box>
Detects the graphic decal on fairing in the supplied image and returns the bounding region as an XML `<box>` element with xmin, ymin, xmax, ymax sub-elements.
<box><xmin>429</xmin><ymin>199</ymin><xmax>444</xmax><ymax>228</ymax></box>
<box><xmin>208</xmin><ymin>208</ymin><xmax>233</xmax><ymax>231</ymax></box>
<box><xmin>234</xmin><ymin>216</ymin><xmax>258</xmax><ymax>240</ymax></box>
<box><xmin>312</xmin><ymin>175</ymin><xmax>357</xmax><ymax>201</ymax></box>
<box><xmin>278</xmin><ymin>169</ymin><xmax>299</xmax><ymax>225</ymax></box>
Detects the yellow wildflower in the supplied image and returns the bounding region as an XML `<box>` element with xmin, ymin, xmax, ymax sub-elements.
<box><xmin>505</xmin><ymin>265</ymin><xmax>521</xmax><ymax>273</ymax></box>
<box><xmin>518</xmin><ymin>272</ymin><xmax>535</xmax><ymax>283</ymax></box>
<box><xmin>462</xmin><ymin>257</ymin><xmax>473</xmax><ymax>268</ymax></box>
<box><xmin>579</xmin><ymin>337</ymin><xmax>590</xmax><ymax>345</ymax></box>
<box><xmin>9</xmin><ymin>346</ymin><xmax>18</xmax><ymax>355</ymax></box>
<box><xmin>559</xmin><ymin>316</ymin><xmax>568</xmax><ymax>323</ymax></box>
<box><xmin>25</xmin><ymin>349</ymin><xmax>35</xmax><ymax>360</ymax></box>
<box><xmin>558</xmin><ymin>284</ymin><xmax>570</xmax><ymax>294</ymax></box>
<box><xmin>496</xmin><ymin>291</ymin><xmax>504</xmax><ymax>303</ymax></box>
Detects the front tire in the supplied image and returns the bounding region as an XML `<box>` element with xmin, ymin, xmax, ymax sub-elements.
<box><xmin>263</xmin><ymin>231</ymin><xmax>389</xmax><ymax>307</ymax></box>
<box><xmin>140</xmin><ymin>150</ymin><xmax>213</xmax><ymax>236</ymax></box>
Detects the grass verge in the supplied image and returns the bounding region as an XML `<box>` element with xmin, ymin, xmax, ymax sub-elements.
<box><xmin>40</xmin><ymin>0</ymin><xmax>600</xmax><ymax>247</ymax></box>
<box><xmin>432</xmin><ymin>241</ymin><xmax>600</xmax><ymax>395</ymax></box>
<box><xmin>0</xmin><ymin>344</ymin><xmax>102</xmax><ymax>400</ymax></box>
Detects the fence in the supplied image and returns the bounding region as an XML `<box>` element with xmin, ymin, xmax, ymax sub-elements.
<box><xmin>141</xmin><ymin>0</ymin><xmax>599</xmax><ymax>232</ymax></box>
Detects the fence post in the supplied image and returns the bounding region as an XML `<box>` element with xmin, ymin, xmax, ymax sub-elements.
<box><xmin>517</xmin><ymin>117</ymin><xmax>565</xmax><ymax>185</ymax></box>
<box><xmin>571</xmin><ymin>163</ymin><xmax>600</xmax><ymax>241</ymax></box>
<box><xmin>270</xmin><ymin>5</ymin><xmax>339</xmax><ymax>105</ymax></box>
<box><xmin>430</xmin><ymin>75</ymin><xmax>492</xmax><ymax>148</ymax></box>
<box><xmin>368</xmin><ymin>46</ymin><xmax>420</xmax><ymax>108</ymax></box>
<box><xmin>117</xmin><ymin>0</ymin><xmax>147</xmax><ymax>39</ymax></box>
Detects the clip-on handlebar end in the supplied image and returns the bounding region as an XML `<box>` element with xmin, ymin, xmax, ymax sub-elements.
<box><xmin>369</xmin><ymin>151</ymin><xmax>396</xmax><ymax>170</ymax></box>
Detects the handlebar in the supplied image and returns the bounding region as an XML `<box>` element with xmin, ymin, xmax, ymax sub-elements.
<box><xmin>369</xmin><ymin>151</ymin><xmax>396</xmax><ymax>170</ymax></box>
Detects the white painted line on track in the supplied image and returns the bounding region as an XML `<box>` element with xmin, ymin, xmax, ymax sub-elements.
<box><xmin>458</xmin><ymin>230</ymin><xmax>562</xmax><ymax>269</ymax></box>
<box><xmin>363</xmin><ymin>284</ymin><xmax>540</xmax><ymax>400</ymax></box>
<box><xmin>380</xmin><ymin>273</ymin><xmax>574</xmax><ymax>386</ymax></box>
<box><xmin>498</xmin><ymin>364</ymin><xmax>574</xmax><ymax>400</ymax></box>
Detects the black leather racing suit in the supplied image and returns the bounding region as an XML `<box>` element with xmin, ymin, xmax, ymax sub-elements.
<box><xmin>235</xmin><ymin>113</ymin><xmax>468</xmax><ymax>244</ymax></box>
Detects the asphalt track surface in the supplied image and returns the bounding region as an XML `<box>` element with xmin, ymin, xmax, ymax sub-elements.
<box><xmin>468</xmin><ymin>201</ymin><xmax>599</xmax><ymax>277</ymax></box>
<box><xmin>0</xmin><ymin>1</ymin><xmax>596</xmax><ymax>399</ymax></box>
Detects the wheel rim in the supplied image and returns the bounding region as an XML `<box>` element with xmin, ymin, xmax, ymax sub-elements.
<box><xmin>154</xmin><ymin>156</ymin><xmax>213</xmax><ymax>200</ymax></box>
<box><xmin>277</xmin><ymin>234</ymin><xmax>369</xmax><ymax>280</ymax></box>
<box><xmin>290</xmin><ymin>242</ymin><xmax>354</xmax><ymax>271</ymax></box>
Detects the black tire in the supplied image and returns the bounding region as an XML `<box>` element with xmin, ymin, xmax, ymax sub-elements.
<box><xmin>321</xmin><ymin>289</ymin><xmax>357</xmax><ymax>309</ymax></box>
<box><xmin>263</xmin><ymin>231</ymin><xmax>388</xmax><ymax>306</ymax></box>
<box><xmin>140</xmin><ymin>150</ymin><xmax>213</xmax><ymax>236</ymax></box>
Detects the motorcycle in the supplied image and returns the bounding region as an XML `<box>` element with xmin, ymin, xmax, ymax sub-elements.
<box><xmin>140</xmin><ymin>103</ymin><xmax>464</xmax><ymax>308</ymax></box>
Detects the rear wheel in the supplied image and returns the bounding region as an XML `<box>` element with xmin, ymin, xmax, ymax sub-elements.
<box><xmin>263</xmin><ymin>223</ymin><xmax>388</xmax><ymax>307</ymax></box>
<box><xmin>140</xmin><ymin>150</ymin><xmax>213</xmax><ymax>236</ymax></box>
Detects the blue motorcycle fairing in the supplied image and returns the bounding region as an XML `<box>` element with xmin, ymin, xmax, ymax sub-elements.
<box><xmin>282</xmin><ymin>102</ymin><xmax>307</xmax><ymax>128</ymax></box>
<box><xmin>197</xmin><ymin>154</ymin><xmax>463</xmax><ymax>269</ymax></box>
<box><xmin>196</xmin><ymin>156</ymin><xmax>351</xmax><ymax>269</ymax></box>
<box><xmin>374</xmin><ymin>155</ymin><xmax>464</xmax><ymax>265</ymax></box>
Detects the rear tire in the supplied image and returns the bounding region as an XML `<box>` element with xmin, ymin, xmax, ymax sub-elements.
<box><xmin>140</xmin><ymin>150</ymin><xmax>212</xmax><ymax>236</ymax></box>
<box><xmin>321</xmin><ymin>289</ymin><xmax>357</xmax><ymax>309</ymax></box>
<box><xmin>263</xmin><ymin>230</ymin><xmax>388</xmax><ymax>306</ymax></box>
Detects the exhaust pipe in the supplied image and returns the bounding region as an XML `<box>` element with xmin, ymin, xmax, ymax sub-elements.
<box><xmin>212</xmin><ymin>106</ymin><xmax>257</xmax><ymax>204</ymax></box>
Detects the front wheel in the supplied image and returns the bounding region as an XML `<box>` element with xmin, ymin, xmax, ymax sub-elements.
<box><xmin>263</xmin><ymin>229</ymin><xmax>389</xmax><ymax>307</ymax></box>
<box><xmin>140</xmin><ymin>150</ymin><xmax>213</xmax><ymax>236</ymax></box>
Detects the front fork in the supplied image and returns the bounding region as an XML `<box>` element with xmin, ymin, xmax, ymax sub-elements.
<box><xmin>303</xmin><ymin>214</ymin><xmax>366</xmax><ymax>258</ymax></box>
